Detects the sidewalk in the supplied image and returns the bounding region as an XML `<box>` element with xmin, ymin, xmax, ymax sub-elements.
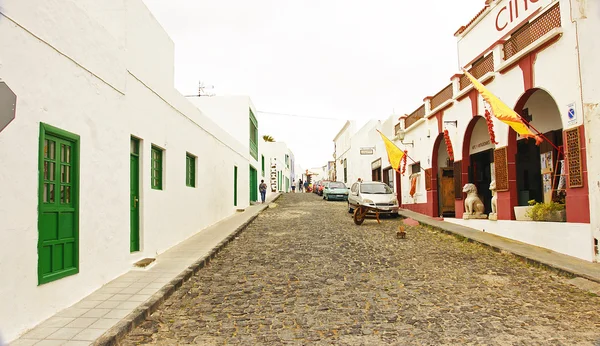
<box><xmin>398</xmin><ymin>209</ymin><xmax>600</xmax><ymax>284</ymax></box>
<box><xmin>10</xmin><ymin>194</ymin><xmax>281</xmax><ymax>346</ymax></box>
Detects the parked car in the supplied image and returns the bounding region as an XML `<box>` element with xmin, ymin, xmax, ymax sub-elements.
<box><xmin>317</xmin><ymin>180</ymin><xmax>330</xmax><ymax>196</ymax></box>
<box><xmin>323</xmin><ymin>181</ymin><xmax>349</xmax><ymax>201</ymax></box>
<box><xmin>348</xmin><ymin>181</ymin><xmax>399</xmax><ymax>216</ymax></box>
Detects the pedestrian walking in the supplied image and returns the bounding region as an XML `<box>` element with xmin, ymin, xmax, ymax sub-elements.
<box><xmin>304</xmin><ymin>180</ymin><xmax>309</xmax><ymax>192</ymax></box>
<box><xmin>259</xmin><ymin>179</ymin><xmax>267</xmax><ymax>203</ymax></box>
<box><xmin>298</xmin><ymin>179</ymin><xmax>303</xmax><ymax>192</ymax></box>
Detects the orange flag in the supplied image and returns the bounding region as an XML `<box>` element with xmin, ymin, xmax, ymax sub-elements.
<box><xmin>377</xmin><ymin>130</ymin><xmax>406</xmax><ymax>173</ymax></box>
<box><xmin>463</xmin><ymin>69</ymin><xmax>542</xmax><ymax>145</ymax></box>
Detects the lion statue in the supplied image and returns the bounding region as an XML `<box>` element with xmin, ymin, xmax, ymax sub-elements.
<box><xmin>463</xmin><ymin>183</ymin><xmax>486</xmax><ymax>219</ymax></box>
<box><xmin>489</xmin><ymin>180</ymin><xmax>498</xmax><ymax>215</ymax></box>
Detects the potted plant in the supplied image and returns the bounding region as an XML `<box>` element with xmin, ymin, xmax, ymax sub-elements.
<box><xmin>525</xmin><ymin>199</ymin><xmax>566</xmax><ymax>222</ymax></box>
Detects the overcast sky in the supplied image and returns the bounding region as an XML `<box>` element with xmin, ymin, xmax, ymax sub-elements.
<box><xmin>141</xmin><ymin>0</ymin><xmax>484</xmax><ymax>170</ymax></box>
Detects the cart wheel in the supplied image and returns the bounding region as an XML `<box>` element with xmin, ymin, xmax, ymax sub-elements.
<box><xmin>353</xmin><ymin>207</ymin><xmax>366</xmax><ymax>225</ymax></box>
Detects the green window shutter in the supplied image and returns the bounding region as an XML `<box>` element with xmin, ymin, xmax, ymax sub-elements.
<box><xmin>186</xmin><ymin>153</ymin><xmax>195</xmax><ymax>188</ymax></box>
<box><xmin>249</xmin><ymin>110</ymin><xmax>258</xmax><ymax>160</ymax></box>
<box><xmin>38</xmin><ymin>123</ymin><xmax>80</xmax><ymax>285</ymax></box>
<box><xmin>151</xmin><ymin>146</ymin><xmax>163</xmax><ymax>190</ymax></box>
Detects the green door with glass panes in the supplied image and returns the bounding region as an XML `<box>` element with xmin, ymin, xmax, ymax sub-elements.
<box><xmin>38</xmin><ymin>124</ymin><xmax>79</xmax><ymax>285</ymax></box>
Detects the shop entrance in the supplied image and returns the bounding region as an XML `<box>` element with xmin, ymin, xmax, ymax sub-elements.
<box><xmin>433</xmin><ymin>133</ymin><xmax>455</xmax><ymax>217</ymax></box>
<box><xmin>469</xmin><ymin>149</ymin><xmax>494</xmax><ymax>214</ymax></box>
<box><xmin>371</xmin><ymin>158</ymin><xmax>382</xmax><ymax>182</ymax></box>
<box><xmin>467</xmin><ymin>116</ymin><xmax>495</xmax><ymax>215</ymax></box>
<box><xmin>514</xmin><ymin>89</ymin><xmax>564</xmax><ymax>206</ymax></box>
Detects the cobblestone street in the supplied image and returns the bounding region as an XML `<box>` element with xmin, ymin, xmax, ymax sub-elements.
<box><xmin>123</xmin><ymin>193</ymin><xmax>600</xmax><ymax>345</ymax></box>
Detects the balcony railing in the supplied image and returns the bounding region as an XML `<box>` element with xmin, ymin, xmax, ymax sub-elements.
<box><xmin>459</xmin><ymin>52</ymin><xmax>494</xmax><ymax>90</ymax></box>
<box><xmin>405</xmin><ymin>105</ymin><xmax>425</xmax><ymax>129</ymax></box>
<box><xmin>394</xmin><ymin>122</ymin><xmax>401</xmax><ymax>135</ymax></box>
<box><xmin>504</xmin><ymin>3</ymin><xmax>561</xmax><ymax>60</ymax></box>
<box><xmin>430</xmin><ymin>84</ymin><xmax>453</xmax><ymax>110</ymax></box>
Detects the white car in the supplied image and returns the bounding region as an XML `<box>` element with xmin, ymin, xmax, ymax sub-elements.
<box><xmin>348</xmin><ymin>181</ymin><xmax>399</xmax><ymax>216</ymax></box>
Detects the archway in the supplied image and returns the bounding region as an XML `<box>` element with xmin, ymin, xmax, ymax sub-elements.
<box><xmin>506</xmin><ymin>88</ymin><xmax>564</xmax><ymax>217</ymax></box>
<box><xmin>461</xmin><ymin>116</ymin><xmax>496</xmax><ymax>215</ymax></box>
<box><xmin>431</xmin><ymin>133</ymin><xmax>455</xmax><ymax>217</ymax></box>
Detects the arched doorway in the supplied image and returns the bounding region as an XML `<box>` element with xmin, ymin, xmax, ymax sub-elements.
<box><xmin>512</xmin><ymin>88</ymin><xmax>564</xmax><ymax>206</ymax></box>
<box><xmin>462</xmin><ymin>116</ymin><xmax>496</xmax><ymax>215</ymax></box>
<box><xmin>432</xmin><ymin>133</ymin><xmax>455</xmax><ymax>217</ymax></box>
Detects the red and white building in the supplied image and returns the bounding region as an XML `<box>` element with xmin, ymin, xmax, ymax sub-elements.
<box><xmin>371</xmin><ymin>0</ymin><xmax>598</xmax><ymax>261</ymax></box>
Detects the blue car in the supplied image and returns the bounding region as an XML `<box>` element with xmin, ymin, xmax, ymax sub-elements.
<box><xmin>323</xmin><ymin>181</ymin><xmax>350</xmax><ymax>201</ymax></box>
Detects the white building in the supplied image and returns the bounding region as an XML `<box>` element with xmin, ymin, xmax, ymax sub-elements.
<box><xmin>337</xmin><ymin>0</ymin><xmax>599</xmax><ymax>262</ymax></box>
<box><xmin>333</xmin><ymin>120</ymin><xmax>384</xmax><ymax>187</ymax></box>
<box><xmin>260</xmin><ymin>141</ymin><xmax>295</xmax><ymax>193</ymax></box>
<box><xmin>189</xmin><ymin>95</ymin><xmax>261</xmax><ymax>203</ymax></box>
<box><xmin>0</xmin><ymin>0</ymin><xmax>260</xmax><ymax>341</ymax></box>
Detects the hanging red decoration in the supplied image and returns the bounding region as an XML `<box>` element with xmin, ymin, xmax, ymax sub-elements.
<box><xmin>484</xmin><ymin>109</ymin><xmax>499</xmax><ymax>145</ymax></box>
<box><xmin>401</xmin><ymin>150</ymin><xmax>408</xmax><ymax>176</ymax></box>
<box><xmin>443</xmin><ymin>129</ymin><xmax>454</xmax><ymax>162</ymax></box>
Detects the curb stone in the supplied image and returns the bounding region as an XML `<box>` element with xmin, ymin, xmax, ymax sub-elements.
<box><xmin>92</xmin><ymin>194</ymin><xmax>281</xmax><ymax>346</ymax></box>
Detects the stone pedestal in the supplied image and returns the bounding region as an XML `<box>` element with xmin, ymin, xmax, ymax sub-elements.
<box><xmin>489</xmin><ymin>213</ymin><xmax>498</xmax><ymax>221</ymax></box>
<box><xmin>463</xmin><ymin>214</ymin><xmax>488</xmax><ymax>220</ymax></box>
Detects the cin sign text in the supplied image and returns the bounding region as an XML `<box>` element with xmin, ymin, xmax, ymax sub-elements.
<box><xmin>495</xmin><ymin>0</ymin><xmax>540</xmax><ymax>31</ymax></box>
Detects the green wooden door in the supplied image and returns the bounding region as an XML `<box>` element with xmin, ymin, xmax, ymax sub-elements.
<box><xmin>249</xmin><ymin>166</ymin><xmax>258</xmax><ymax>202</ymax></box>
<box><xmin>234</xmin><ymin>166</ymin><xmax>238</xmax><ymax>206</ymax></box>
<box><xmin>130</xmin><ymin>138</ymin><xmax>140</xmax><ymax>252</ymax></box>
<box><xmin>38</xmin><ymin>124</ymin><xmax>79</xmax><ymax>285</ymax></box>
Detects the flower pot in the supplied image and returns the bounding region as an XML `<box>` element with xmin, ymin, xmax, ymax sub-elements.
<box><xmin>514</xmin><ymin>206</ymin><xmax>533</xmax><ymax>221</ymax></box>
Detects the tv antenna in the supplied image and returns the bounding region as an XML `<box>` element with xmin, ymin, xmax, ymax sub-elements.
<box><xmin>185</xmin><ymin>81</ymin><xmax>215</xmax><ymax>97</ymax></box>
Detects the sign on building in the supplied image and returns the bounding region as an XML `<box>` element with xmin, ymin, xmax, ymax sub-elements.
<box><xmin>567</xmin><ymin>102</ymin><xmax>577</xmax><ymax>126</ymax></box>
<box><xmin>270</xmin><ymin>158</ymin><xmax>277</xmax><ymax>192</ymax></box>
<box><xmin>360</xmin><ymin>147</ymin><xmax>374</xmax><ymax>155</ymax></box>
<box><xmin>0</xmin><ymin>81</ymin><xmax>17</xmax><ymax>133</ymax></box>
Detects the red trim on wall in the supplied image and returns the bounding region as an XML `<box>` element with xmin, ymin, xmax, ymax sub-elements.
<box><xmin>469</xmin><ymin>90</ymin><xmax>479</xmax><ymax>117</ymax></box>
<box><xmin>431</xmin><ymin>133</ymin><xmax>445</xmax><ymax>217</ymax></box>
<box><xmin>436</xmin><ymin>112</ymin><xmax>444</xmax><ymax>134</ymax></box>
<box><xmin>455</xmin><ymin>200</ymin><xmax>465</xmax><ymax>218</ymax></box>
<box><xmin>401</xmin><ymin>202</ymin><xmax>431</xmax><ymax>216</ymax></box>
<box><xmin>395</xmin><ymin>171</ymin><xmax>402</xmax><ymax>206</ymax></box>
<box><xmin>498</xmin><ymin>130</ymin><xmax>518</xmax><ymax>220</ymax></box>
<box><xmin>518</xmin><ymin>55</ymin><xmax>535</xmax><ymax>90</ymax></box>
<box><xmin>565</xmin><ymin>126</ymin><xmax>590</xmax><ymax>223</ymax></box>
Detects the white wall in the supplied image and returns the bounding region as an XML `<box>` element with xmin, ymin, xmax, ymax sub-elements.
<box><xmin>445</xmin><ymin>218</ymin><xmax>593</xmax><ymax>262</ymax></box>
<box><xmin>260</xmin><ymin>141</ymin><xmax>294</xmax><ymax>193</ymax></box>
<box><xmin>0</xmin><ymin>0</ymin><xmax>255</xmax><ymax>340</ymax></box>
<box><xmin>575</xmin><ymin>0</ymin><xmax>600</xmax><ymax>254</ymax></box>
<box><xmin>333</xmin><ymin>121</ymin><xmax>355</xmax><ymax>184</ymax></box>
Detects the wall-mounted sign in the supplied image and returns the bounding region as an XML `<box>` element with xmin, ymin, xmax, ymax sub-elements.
<box><xmin>0</xmin><ymin>81</ymin><xmax>17</xmax><ymax>133</ymax></box>
<box><xmin>360</xmin><ymin>147</ymin><xmax>374</xmax><ymax>155</ymax></box>
<box><xmin>567</xmin><ymin>102</ymin><xmax>577</xmax><ymax>126</ymax></box>
<box><xmin>371</xmin><ymin>158</ymin><xmax>382</xmax><ymax>170</ymax></box>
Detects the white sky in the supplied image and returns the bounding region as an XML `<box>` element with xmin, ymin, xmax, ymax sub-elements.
<box><xmin>141</xmin><ymin>0</ymin><xmax>484</xmax><ymax>169</ymax></box>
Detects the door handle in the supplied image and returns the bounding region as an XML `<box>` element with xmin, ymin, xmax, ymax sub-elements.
<box><xmin>134</xmin><ymin>197</ymin><xmax>139</xmax><ymax>208</ymax></box>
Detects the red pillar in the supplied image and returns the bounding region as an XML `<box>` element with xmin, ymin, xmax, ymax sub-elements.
<box><xmin>565</xmin><ymin>126</ymin><xmax>590</xmax><ymax>223</ymax></box>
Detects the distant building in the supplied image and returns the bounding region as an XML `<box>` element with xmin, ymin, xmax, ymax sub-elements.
<box><xmin>260</xmin><ymin>141</ymin><xmax>295</xmax><ymax>193</ymax></box>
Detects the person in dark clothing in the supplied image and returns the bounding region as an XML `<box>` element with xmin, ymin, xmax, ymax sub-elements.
<box><xmin>259</xmin><ymin>180</ymin><xmax>267</xmax><ymax>203</ymax></box>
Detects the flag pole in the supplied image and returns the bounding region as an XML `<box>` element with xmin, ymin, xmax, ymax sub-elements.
<box><xmin>515</xmin><ymin>112</ymin><xmax>563</xmax><ymax>154</ymax></box>
<box><xmin>377</xmin><ymin>130</ymin><xmax>431</xmax><ymax>179</ymax></box>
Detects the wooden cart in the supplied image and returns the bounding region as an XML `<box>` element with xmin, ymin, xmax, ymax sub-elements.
<box><xmin>352</xmin><ymin>205</ymin><xmax>383</xmax><ymax>225</ymax></box>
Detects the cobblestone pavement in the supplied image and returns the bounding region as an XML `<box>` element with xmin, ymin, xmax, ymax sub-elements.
<box><xmin>122</xmin><ymin>193</ymin><xmax>600</xmax><ymax>345</ymax></box>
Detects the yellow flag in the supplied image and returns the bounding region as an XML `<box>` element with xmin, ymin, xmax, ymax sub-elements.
<box><xmin>463</xmin><ymin>70</ymin><xmax>542</xmax><ymax>145</ymax></box>
<box><xmin>377</xmin><ymin>130</ymin><xmax>405</xmax><ymax>173</ymax></box>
